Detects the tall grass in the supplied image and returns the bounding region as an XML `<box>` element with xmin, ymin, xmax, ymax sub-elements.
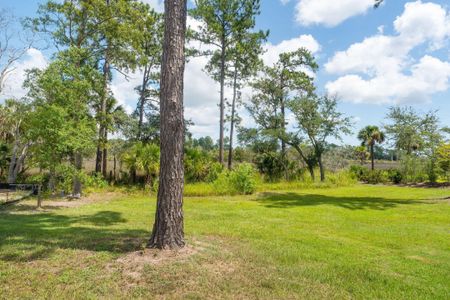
<box><xmin>184</xmin><ymin>169</ymin><xmax>356</xmax><ymax>197</ymax></box>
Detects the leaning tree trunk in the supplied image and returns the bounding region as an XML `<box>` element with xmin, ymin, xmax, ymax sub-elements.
<box><xmin>148</xmin><ymin>0</ymin><xmax>187</xmax><ymax>250</ymax></box>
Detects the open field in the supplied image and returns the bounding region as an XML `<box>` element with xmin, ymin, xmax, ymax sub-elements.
<box><xmin>0</xmin><ymin>185</ymin><xmax>449</xmax><ymax>299</ymax></box>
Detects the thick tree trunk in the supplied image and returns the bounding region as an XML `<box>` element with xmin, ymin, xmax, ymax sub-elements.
<box><xmin>219</xmin><ymin>40</ymin><xmax>226</xmax><ymax>165</ymax></box>
<box><xmin>7</xmin><ymin>141</ymin><xmax>18</xmax><ymax>184</ymax></box>
<box><xmin>307</xmin><ymin>164</ymin><xmax>315</xmax><ymax>181</ymax></box>
<box><xmin>8</xmin><ymin>141</ymin><xmax>29</xmax><ymax>184</ymax></box>
<box><xmin>72</xmin><ymin>152</ymin><xmax>82</xmax><ymax>197</ymax></box>
<box><xmin>148</xmin><ymin>0</ymin><xmax>187</xmax><ymax>250</ymax></box>
<box><xmin>371</xmin><ymin>144</ymin><xmax>375</xmax><ymax>171</ymax></box>
<box><xmin>227</xmin><ymin>69</ymin><xmax>238</xmax><ymax>170</ymax></box>
<box><xmin>95</xmin><ymin>142</ymin><xmax>102</xmax><ymax>174</ymax></box>
<box><xmin>318</xmin><ymin>154</ymin><xmax>325</xmax><ymax>182</ymax></box>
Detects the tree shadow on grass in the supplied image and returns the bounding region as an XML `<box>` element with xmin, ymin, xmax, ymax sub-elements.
<box><xmin>0</xmin><ymin>211</ymin><xmax>148</xmax><ymax>262</ymax></box>
<box><xmin>257</xmin><ymin>192</ymin><xmax>425</xmax><ymax>210</ymax></box>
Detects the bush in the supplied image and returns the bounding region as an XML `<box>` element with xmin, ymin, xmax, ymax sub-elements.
<box><xmin>213</xmin><ymin>163</ymin><xmax>257</xmax><ymax>195</ymax></box>
<box><xmin>364</xmin><ymin>170</ymin><xmax>388</xmax><ymax>184</ymax></box>
<box><xmin>387</xmin><ymin>169</ymin><xmax>403</xmax><ymax>184</ymax></box>
<box><xmin>185</xmin><ymin>148</ymin><xmax>223</xmax><ymax>183</ymax></box>
<box><xmin>349</xmin><ymin>165</ymin><xmax>369</xmax><ymax>181</ymax></box>
<box><xmin>349</xmin><ymin>165</ymin><xmax>388</xmax><ymax>184</ymax></box>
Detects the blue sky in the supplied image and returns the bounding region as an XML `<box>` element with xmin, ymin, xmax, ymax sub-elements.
<box><xmin>1</xmin><ymin>0</ymin><xmax>450</xmax><ymax>145</ymax></box>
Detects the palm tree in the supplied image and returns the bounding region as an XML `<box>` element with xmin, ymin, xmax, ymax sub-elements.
<box><xmin>357</xmin><ymin>126</ymin><xmax>385</xmax><ymax>170</ymax></box>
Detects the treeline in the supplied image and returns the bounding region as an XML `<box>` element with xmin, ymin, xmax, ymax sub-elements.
<box><xmin>0</xmin><ymin>0</ymin><xmax>449</xmax><ymax>197</ymax></box>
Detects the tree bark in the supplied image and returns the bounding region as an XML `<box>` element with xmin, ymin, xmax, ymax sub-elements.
<box><xmin>96</xmin><ymin>0</ymin><xmax>111</xmax><ymax>176</ymax></box>
<box><xmin>102</xmin><ymin>130</ymin><xmax>108</xmax><ymax>178</ymax></box>
<box><xmin>72</xmin><ymin>152</ymin><xmax>82</xmax><ymax>197</ymax></box>
<box><xmin>138</xmin><ymin>65</ymin><xmax>149</xmax><ymax>140</ymax></box>
<box><xmin>95</xmin><ymin>142</ymin><xmax>102</xmax><ymax>174</ymax></box>
<box><xmin>227</xmin><ymin>68</ymin><xmax>238</xmax><ymax>170</ymax></box>
<box><xmin>318</xmin><ymin>154</ymin><xmax>325</xmax><ymax>182</ymax></box>
<box><xmin>148</xmin><ymin>0</ymin><xmax>187</xmax><ymax>250</ymax></box>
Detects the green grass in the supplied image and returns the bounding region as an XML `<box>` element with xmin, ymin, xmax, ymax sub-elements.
<box><xmin>0</xmin><ymin>185</ymin><xmax>449</xmax><ymax>299</ymax></box>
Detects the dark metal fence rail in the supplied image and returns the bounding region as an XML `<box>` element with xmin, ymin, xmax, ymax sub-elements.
<box><xmin>0</xmin><ymin>183</ymin><xmax>41</xmax><ymax>206</ymax></box>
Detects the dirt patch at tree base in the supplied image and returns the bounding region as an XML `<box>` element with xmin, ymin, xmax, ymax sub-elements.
<box><xmin>113</xmin><ymin>241</ymin><xmax>207</xmax><ymax>283</ymax></box>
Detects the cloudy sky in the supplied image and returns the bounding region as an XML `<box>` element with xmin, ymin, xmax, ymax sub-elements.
<box><xmin>1</xmin><ymin>0</ymin><xmax>450</xmax><ymax>145</ymax></box>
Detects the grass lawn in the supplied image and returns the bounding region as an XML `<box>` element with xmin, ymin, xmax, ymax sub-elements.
<box><xmin>0</xmin><ymin>185</ymin><xmax>449</xmax><ymax>299</ymax></box>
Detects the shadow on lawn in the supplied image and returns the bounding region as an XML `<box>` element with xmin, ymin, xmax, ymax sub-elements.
<box><xmin>0</xmin><ymin>210</ymin><xmax>148</xmax><ymax>262</ymax></box>
<box><xmin>257</xmin><ymin>192</ymin><xmax>424</xmax><ymax>210</ymax></box>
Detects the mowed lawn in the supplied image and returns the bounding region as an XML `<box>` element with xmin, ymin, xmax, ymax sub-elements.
<box><xmin>0</xmin><ymin>185</ymin><xmax>449</xmax><ymax>299</ymax></box>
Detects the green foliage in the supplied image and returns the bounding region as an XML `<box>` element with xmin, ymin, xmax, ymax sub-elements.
<box><xmin>387</xmin><ymin>169</ymin><xmax>403</xmax><ymax>184</ymax></box>
<box><xmin>214</xmin><ymin>163</ymin><xmax>257</xmax><ymax>195</ymax></box>
<box><xmin>184</xmin><ymin>147</ymin><xmax>223</xmax><ymax>183</ymax></box>
<box><xmin>437</xmin><ymin>143</ymin><xmax>450</xmax><ymax>181</ymax></box>
<box><xmin>122</xmin><ymin>142</ymin><xmax>160</xmax><ymax>184</ymax></box>
<box><xmin>254</xmin><ymin>152</ymin><xmax>301</xmax><ymax>182</ymax></box>
<box><xmin>350</xmin><ymin>165</ymin><xmax>387</xmax><ymax>184</ymax></box>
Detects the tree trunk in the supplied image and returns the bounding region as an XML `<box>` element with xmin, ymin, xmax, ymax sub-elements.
<box><xmin>227</xmin><ymin>69</ymin><xmax>238</xmax><ymax>170</ymax></box>
<box><xmin>318</xmin><ymin>154</ymin><xmax>325</xmax><ymax>182</ymax></box>
<box><xmin>102</xmin><ymin>130</ymin><xmax>108</xmax><ymax>178</ymax></box>
<box><xmin>72</xmin><ymin>152</ymin><xmax>82</xmax><ymax>197</ymax></box>
<box><xmin>307</xmin><ymin>164</ymin><xmax>315</xmax><ymax>181</ymax></box>
<box><xmin>138</xmin><ymin>65</ymin><xmax>149</xmax><ymax>140</ymax></box>
<box><xmin>95</xmin><ymin>142</ymin><xmax>102</xmax><ymax>174</ymax></box>
<box><xmin>218</xmin><ymin>34</ymin><xmax>226</xmax><ymax>165</ymax></box>
<box><xmin>371</xmin><ymin>144</ymin><xmax>375</xmax><ymax>171</ymax></box>
<box><xmin>148</xmin><ymin>0</ymin><xmax>187</xmax><ymax>250</ymax></box>
<box><xmin>8</xmin><ymin>141</ymin><xmax>29</xmax><ymax>184</ymax></box>
<box><xmin>96</xmin><ymin>0</ymin><xmax>111</xmax><ymax>176</ymax></box>
<box><xmin>113</xmin><ymin>154</ymin><xmax>117</xmax><ymax>181</ymax></box>
<box><xmin>7</xmin><ymin>141</ymin><xmax>18</xmax><ymax>184</ymax></box>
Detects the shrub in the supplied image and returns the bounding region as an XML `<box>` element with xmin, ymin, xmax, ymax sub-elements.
<box><xmin>387</xmin><ymin>169</ymin><xmax>403</xmax><ymax>184</ymax></box>
<box><xmin>214</xmin><ymin>163</ymin><xmax>257</xmax><ymax>195</ymax></box>
<box><xmin>364</xmin><ymin>170</ymin><xmax>388</xmax><ymax>184</ymax></box>
<box><xmin>349</xmin><ymin>165</ymin><xmax>369</xmax><ymax>181</ymax></box>
<box><xmin>185</xmin><ymin>148</ymin><xmax>223</xmax><ymax>183</ymax></box>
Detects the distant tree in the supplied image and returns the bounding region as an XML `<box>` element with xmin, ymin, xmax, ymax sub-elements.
<box><xmin>148</xmin><ymin>0</ymin><xmax>187</xmax><ymax>250</ymax></box>
<box><xmin>191</xmin><ymin>0</ymin><xmax>266</xmax><ymax>165</ymax></box>
<box><xmin>132</xmin><ymin>5</ymin><xmax>163</xmax><ymax>141</ymax></box>
<box><xmin>288</xmin><ymin>95</ymin><xmax>352</xmax><ymax>181</ymax></box>
<box><xmin>25</xmin><ymin>48</ymin><xmax>98</xmax><ymax>195</ymax></box>
<box><xmin>437</xmin><ymin>143</ymin><xmax>450</xmax><ymax>182</ymax></box>
<box><xmin>247</xmin><ymin>49</ymin><xmax>318</xmax><ymax>179</ymax></box>
<box><xmin>0</xmin><ymin>9</ymin><xmax>33</xmax><ymax>95</ymax></box>
<box><xmin>357</xmin><ymin>125</ymin><xmax>385</xmax><ymax>171</ymax></box>
<box><xmin>226</xmin><ymin>30</ymin><xmax>266</xmax><ymax>169</ymax></box>
<box><xmin>193</xmin><ymin>136</ymin><xmax>215</xmax><ymax>152</ymax></box>
<box><xmin>0</xmin><ymin>99</ymin><xmax>32</xmax><ymax>184</ymax></box>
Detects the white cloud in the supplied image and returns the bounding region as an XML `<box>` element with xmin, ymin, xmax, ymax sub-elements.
<box><xmin>263</xmin><ymin>34</ymin><xmax>321</xmax><ymax>66</ymax></box>
<box><xmin>283</xmin><ymin>0</ymin><xmax>374</xmax><ymax>27</ymax></box>
<box><xmin>0</xmin><ymin>48</ymin><xmax>47</xmax><ymax>101</ymax></box>
<box><xmin>325</xmin><ymin>1</ymin><xmax>450</xmax><ymax>105</ymax></box>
